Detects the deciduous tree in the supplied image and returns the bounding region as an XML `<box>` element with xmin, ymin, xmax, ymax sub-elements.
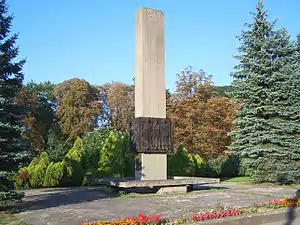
<box><xmin>97</xmin><ymin>82</ymin><xmax>134</xmax><ymax>132</ymax></box>
<box><xmin>15</xmin><ymin>81</ymin><xmax>56</xmax><ymax>154</ymax></box>
<box><xmin>54</xmin><ymin>78</ymin><xmax>102</xmax><ymax>142</ymax></box>
<box><xmin>168</xmin><ymin>67</ymin><xmax>238</xmax><ymax>160</ymax></box>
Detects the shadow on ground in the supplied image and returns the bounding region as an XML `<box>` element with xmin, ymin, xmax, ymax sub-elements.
<box><xmin>192</xmin><ymin>184</ymin><xmax>230</xmax><ymax>190</ymax></box>
<box><xmin>15</xmin><ymin>187</ymin><xmax>118</xmax><ymax>212</ymax></box>
<box><xmin>14</xmin><ymin>184</ymin><xmax>231</xmax><ymax>212</ymax></box>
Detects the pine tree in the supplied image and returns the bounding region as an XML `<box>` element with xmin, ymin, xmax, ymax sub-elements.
<box><xmin>0</xmin><ymin>0</ymin><xmax>29</xmax><ymax>203</ymax></box>
<box><xmin>229</xmin><ymin>0</ymin><xmax>300</xmax><ymax>184</ymax></box>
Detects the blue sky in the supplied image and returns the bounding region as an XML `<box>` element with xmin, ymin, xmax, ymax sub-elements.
<box><xmin>8</xmin><ymin>0</ymin><xmax>300</xmax><ymax>92</ymax></box>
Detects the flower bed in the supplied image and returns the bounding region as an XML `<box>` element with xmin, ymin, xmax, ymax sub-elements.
<box><xmin>83</xmin><ymin>197</ymin><xmax>300</xmax><ymax>225</ymax></box>
<box><xmin>82</xmin><ymin>212</ymin><xmax>168</xmax><ymax>225</ymax></box>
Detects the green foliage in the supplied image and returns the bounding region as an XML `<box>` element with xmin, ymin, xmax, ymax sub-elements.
<box><xmin>193</xmin><ymin>154</ymin><xmax>204</xmax><ymax>168</ymax></box>
<box><xmin>121</xmin><ymin>133</ymin><xmax>135</xmax><ymax>177</ymax></box>
<box><xmin>97</xmin><ymin>130</ymin><xmax>122</xmax><ymax>177</ymax></box>
<box><xmin>29</xmin><ymin>152</ymin><xmax>50</xmax><ymax>188</ymax></box>
<box><xmin>43</xmin><ymin>161</ymin><xmax>64</xmax><ymax>187</ymax></box>
<box><xmin>16</xmin><ymin>81</ymin><xmax>56</xmax><ymax>154</ymax></box>
<box><xmin>195</xmin><ymin>155</ymin><xmax>240</xmax><ymax>178</ymax></box>
<box><xmin>0</xmin><ymin>0</ymin><xmax>30</xmax><ymax>201</ymax></box>
<box><xmin>27</xmin><ymin>156</ymin><xmax>38</xmax><ymax>177</ymax></box>
<box><xmin>0</xmin><ymin>190</ymin><xmax>24</xmax><ymax>209</ymax></box>
<box><xmin>63</xmin><ymin>137</ymin><xmax>85</xmax><ymax>186</ymax></box>
<box><xmin>45</xmin><ymin>127</ymin><xmax>69</xmax><ymax>162</ymax></box>
<box><xmin>229</xmin><ymin>0</ymin><xmax>300</xmax><ymax>184</ymax></box>
<box><xmin>168</xmin><ymin>144</ymin><xmax>200</xmax><ymax>177</ymax></box>
<box><xmin>209</xmin><ymin>155</ymin><xmax>239</xmax><ymax>178</ymax></box>
<box><xmin>82</xmin><ymin>127</ymin><xmax>111</xmax><ymax>176</ymax></box>
<box><xmin>297</xmin><ymin>33</ymin><xmax>300</xmax><ymax>50</ymax></box>
<box><xmin>193</xmin><ymin>154</ymin><xmax>205</xmax><ymax>177</ymax></box>
<box><xmin>208</xmin><ymin>156</ymin><xmax>228</xmax><ymax>177</ymax></box>
<box><xmin>14</xmin><ymin>167</ymin><xmax>30</xmax><ymax>190</ymax></box>
<box><xmin>213</xmin><ymin>85</ymin><xmax>233</xmax><ymax>97</ymax></box>
<box><xmin>98</xmin><ymin>131</ymin><xmax>134</xmax><ymax>178</ymax></box>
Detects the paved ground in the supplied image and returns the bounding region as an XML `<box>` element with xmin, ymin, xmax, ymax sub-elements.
<box><xmin>14</xmin><ymin>182</ymin><xmax>299</xmax><ymax>225</ymax></box>
<box><xmin>263</xmin><ymin>217</ymin><xmax>300</xmax><ymax>225</ymax></box>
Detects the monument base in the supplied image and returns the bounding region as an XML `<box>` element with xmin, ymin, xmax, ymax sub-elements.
<box><xmin>156</xmin><ymin>185</ymin><xmax>188</xmax><ymax>194</ymax></box>
<box><xmin>87</xmin><ymin>177</ymin><xmax>220</xmax><ymax>194</ymax></box>
<box><xmin>135</xmin><ymin>153</ymin><xmax>167</xmax><ymax>180</ymax></box>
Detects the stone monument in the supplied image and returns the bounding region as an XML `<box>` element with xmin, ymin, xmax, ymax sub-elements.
<box><xmin>88</xmin><ymin>7</ymin><xmax>220</xmax><ymax>192</ymax></box>
<box><xmin>130</xmin><ymin>7</ymin><xmax>172</xmax><ymax>181</ymax></box>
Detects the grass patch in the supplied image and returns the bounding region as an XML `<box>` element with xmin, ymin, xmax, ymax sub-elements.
<box><xmin>0</xmin><ymin>211</ymin><xmax>27</xmax><ymax>225</ymax></box>
<box><xmin>221</xmin><ymin>177</ymin><xmax>251</xmax><ymax>183</ymax></box>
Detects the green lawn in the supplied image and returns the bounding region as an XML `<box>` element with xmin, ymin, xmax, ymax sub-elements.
<box><xmin>0</xmin><ymin>211</ymin><xmax>27</xmax><ymax>225</ymax></box>
<box><xmin>220</xmin><ymin>176</ymin><xmax>251</xmax><ymax>183</ymax></box>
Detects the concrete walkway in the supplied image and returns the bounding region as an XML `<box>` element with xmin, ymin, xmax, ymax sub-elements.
<box><xmin>263</xmin><ymin>217</ymin><xmax>300</xmax><ymax>225</ymax></box>
<box><xmin>15</xmin><ymin>182</ymin><xmax>299</xmax><ymax>225</ymax></box>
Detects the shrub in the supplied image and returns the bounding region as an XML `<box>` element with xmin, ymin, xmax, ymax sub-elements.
<box><xmin>27</xmin><ymin>156</ymin><xmax>39</xmax><ymax>177</ymax></box>
<box><xmin>83</xmin><ymin>127</ymin><xmax>111</xmax><ymax>171</ymax></box>
<box><xmin>207</xmin><ymin>156</ymin><xmax>227</xmax><ymax>177</ymax></box>
<box><xmin>121</xmin><ymin>133</ymin><xmax>135</xmax><ymax>177</ymax></box>
<box><xmin>97</xmin><ymin>131</ymin><xmax>134</xmax><ymax>178</ymax></box>
<box><xmin>98</xmin><ymin>131</ymin><xmax>124</xmax><ymax>177</ymax></box>
<box><xmin>30</xmin><ymin>152</ymin><xmax>50</xmax><ymax>188</ymax></box>
<box><xmin>196</xmin><ymin>155</ymin><xmax>240</xmax><ymax>178</ymax></box>
<box><xmin>220</xmin><ymin>155</ymin><xmax>240</xmax><ymax>177</ymax></box>
<box><xmin>43</xmin><ymin>161</ymin><xmax>65</xmax><ymax>187</ymax></box>
<box><xmin>15</xmin><ymin>167</ymin><xmax>30</xmax><ymax>190</ymax></box>
<box><xmin>0</xmin><ymin>190</ymin><xmax>24</xmax><ymax>209</ymax></box>
<box><xmin>168</xmin><ymin>144</ymin><xmax>196</xmax><ymax>177</ymax></box>
<box><xmin>45</xmin><ymin>128</ymin><xmax>69</xmax><ymax>162</ymax></box>
<box><xmin>196</xmin><ymin>163</ymin><xmax>218</xmax><ymax>177</ymax></box>
<box><xmin>193</xmin><ymin>154</ymin><xmax>204</xmax><ymax>176</ymax></box>
<box><xmin>64</xmin><ymin>137</ymin><xmax>85</xmax><ymax>186</ymax></box>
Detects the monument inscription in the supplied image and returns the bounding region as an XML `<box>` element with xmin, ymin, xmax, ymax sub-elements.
<box><xmin>130</xmin><ymin>117</ymin><xmax>173</xmax><ymax>154</ymax></box>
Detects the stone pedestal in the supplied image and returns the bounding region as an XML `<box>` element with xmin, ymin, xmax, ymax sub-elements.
<box><xmin>134</xmin><ymin>7</ymin><xmax>167</xmax><ymax>181</ymax></box>
<box><xmin>135</xmin><ymin>154</ymin><xmax>167</xmax><ymax>180</ymax></box>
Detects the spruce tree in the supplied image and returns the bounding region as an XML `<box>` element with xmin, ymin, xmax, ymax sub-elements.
<box><xmin>0</xmin><ymin>0</ymin><xmax>29</xmax><ymax>202</ymax></box>
<box><xmin>297</xmin><ymin>33</ymin><xmax>300</xmax><ymax>57</ymax></box>
<box><xmin>229</xmin><ymin>0</ymin><xmax>300</xmax><ymax>184</ymax></box>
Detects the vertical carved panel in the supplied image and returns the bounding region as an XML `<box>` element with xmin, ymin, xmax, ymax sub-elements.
<box><xmin>151</xmin><ymin>119</ymin><xmax>160</xmax><ymax>150</ymax></box>
<box><xmin>130</xmin><ymin>117</ymin><xmax>172</xmax><ymax>153</ymax></box>
<box><xmin>140</xmin><ymin>118</ymin><xmax>149</xmax><ymax>151</ymax></box>
<box><xmin>160</xmin><ymin>119</ymin><xmax>172</xmax><ymax>152</ymax></box>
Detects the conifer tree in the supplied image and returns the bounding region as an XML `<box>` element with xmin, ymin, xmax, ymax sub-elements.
<box><xmin>98</xmin><ymin>131</ymin><xmax>132</xmax><ymax>177</ymax></box>
<box><xmin>229</xmin><ymin>0</ymin><xmax>300</xmax><ymax>184</ymax></box>
<box><xmin>0</xmin><ymin>0</ymin><xmax>29</xmax><ymax>201</ymax></box>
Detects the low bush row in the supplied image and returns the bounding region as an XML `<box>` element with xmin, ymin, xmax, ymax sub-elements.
<box><xmin>14</xmin><ymin>128</ymin><xmax>240</xmax><ymax>190</ymax></box>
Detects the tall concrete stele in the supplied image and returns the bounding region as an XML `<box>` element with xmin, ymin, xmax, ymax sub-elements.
<box><xmin>130</xmin><ymin>7</ymin><xmax>172</xmax><ymax>181</ymax></box>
